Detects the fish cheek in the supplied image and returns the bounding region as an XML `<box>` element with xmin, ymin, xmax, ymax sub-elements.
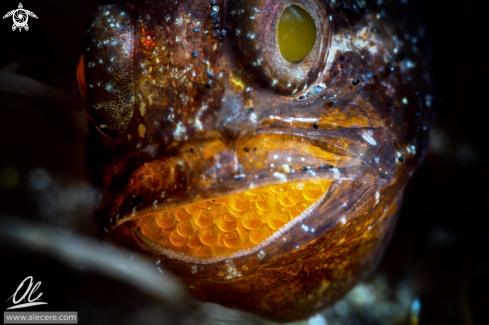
<box><xmin>82</xmin><ymin>3</ymin><xmax>135</xmax><ymax>140</ymax></box>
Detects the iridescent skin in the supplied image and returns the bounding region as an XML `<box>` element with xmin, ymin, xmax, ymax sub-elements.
<box><xmin>80</xmin><ymin>0</ymin><xmax>434</xmax><ymax>322</ymax></box>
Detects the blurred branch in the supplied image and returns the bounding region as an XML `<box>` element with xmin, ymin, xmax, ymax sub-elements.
<box><xmin>0</xmin><ymin>63</ymin><xmax>85</xmax><ymax>112</ymax></box>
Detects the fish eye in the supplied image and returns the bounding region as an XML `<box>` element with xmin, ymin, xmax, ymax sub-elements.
<box><xmin>226</xmin><ymin>0</ymin><xmax>329</xmax><ymax>96</ymax></box>
<box><xmin>277</xmin><ymin>5</ymin><xmax>317</xmax><ymax>63</ymax></box>
<box><xmin>79</xmin><ymin>3</ymin><xmax>135</xmax><ymax>140</ymax></box>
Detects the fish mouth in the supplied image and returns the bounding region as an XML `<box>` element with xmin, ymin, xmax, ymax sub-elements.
<box><xmin>100</xmin><ymin>125</ymin><xmax>396</xmax><ymax>264</ymax></box>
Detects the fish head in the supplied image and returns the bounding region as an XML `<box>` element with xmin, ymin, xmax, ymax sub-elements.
<box><xmin>77</xmin><ymin>0</ymin><xmax>434</xmax><ymax>322</ymax></box>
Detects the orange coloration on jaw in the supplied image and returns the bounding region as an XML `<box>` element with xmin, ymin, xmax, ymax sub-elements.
<box><xmin>136</xmin><ymin>180</ymin><xmax>332</xmax><ymax>257</ymax></box>
<box><xmin>140</xmin><ymin>27</ymin><xmax>155</xmax><ymax>49</ymax></box>
<box><xmin>319</xmin><ymin>107</ymin><xmax>372</xmax><ymax>129</ymax></box>
<box><xmin>76</xmin><ymin>55</ymin><xmax>88</xmax><ymax>99</ymax></box>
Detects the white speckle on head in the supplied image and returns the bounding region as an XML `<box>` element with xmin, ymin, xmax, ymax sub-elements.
<box><xmin>224</xmin><ymin>259</ymin><xmax>242</xmax><ymax>279</ymax></box>
<box><xmin>282</xmin><ymin>164</ymin><xmax>290</xmax><ymax>174</ymax></box>
<box><xmin>362</xmin><ymin>131</ymin><xmax>377</xmax><ymax>146</ymax></box>
<box><xmin>195</xmin><ymin>118</ymin><xmax>203</xmax><ymax>131</ymax></box>
<box><xmin>273</xmin><ymin>154</ymin><xmax>278</xmax><ymax>159</ymax></box>
<box><xmin>302</xmin><ymin>224</ymin><xmax>309</xmax><ymax>232</ymax></box>
<box><xmin>249</xmin><ymin>111</ymin><xmax>257</xmax><ymax>123</ymax></box>
<box><xmin>153</xmin><ymin>200</ymin><xmax>158</xmax><ymax>207</ymax></box>
<box><xmin>273</xmin><ymin>172</ymin><xmax>287</xmax><ymax>181</ymax></box>
<box><xmin>331</xmin><ymin>168</ymin><xmax>340</xmax><ymax>178</ymax></box>
<box><xmin>268</xmin><ymin>116</ymin><xmax>317</xmax><ymax>123</ymax></box>
<box><xmin>341</xmin><ymin>217</ymin><xmax>347</xmax><ymax>224</ymax></box>
<box><xmin>257</xmin><ymin>250</ymin><xmax>265</xmax><ymax>260</ymax></box>
<box><xmin>173</xmin><ymin>122</ymin><xmax>186</xmax><ymax>141</ymax></box>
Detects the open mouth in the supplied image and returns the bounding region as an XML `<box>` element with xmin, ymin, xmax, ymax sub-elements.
<box><xmin>102</xmin><ymin>125</ymin><xmax>396</xmax><ymax>263</ymax></box>
<box><xmin>134</xmin><ymin>179</ymin><xmax>333</xmax><ymax>259</ymax></box>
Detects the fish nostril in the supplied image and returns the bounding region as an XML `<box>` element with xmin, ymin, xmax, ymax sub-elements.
<box><xmin>220</xmin><ymin>125</ymin><xmax>241</xmax><ymax>142</ymax></box>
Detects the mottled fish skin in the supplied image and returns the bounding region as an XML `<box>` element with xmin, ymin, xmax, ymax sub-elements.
<box><xmin>81</xmin><ymin>0</ymin><xmax>434</xmax><ymax>322</ymax></box>
<box><xmin>84</xmin><ymin>3</ymin><xmax>135</xmax><ymax>139</ymax></box>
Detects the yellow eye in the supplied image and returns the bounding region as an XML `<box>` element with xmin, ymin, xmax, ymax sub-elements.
<box><xmin>277</xmin><ymin>5</ymin><xmax>317</xmax><ymax>63</ymax></box>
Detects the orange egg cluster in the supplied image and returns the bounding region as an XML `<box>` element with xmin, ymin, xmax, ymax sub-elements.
<box><xmin>135</xmin><ymin>180</ymin><xmax>332</xmax><ymax>258</ymax></box>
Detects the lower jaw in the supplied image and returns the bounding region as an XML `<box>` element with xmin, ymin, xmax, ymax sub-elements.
<box><xmin>108</xmin><ymin>180</ymin><xmax>401</xmax><ymax>322</ymax></box>
<box><xmin>188</xmin><ymin>195</ymin><xmax>401</xmax><ymax>323</ymax></box>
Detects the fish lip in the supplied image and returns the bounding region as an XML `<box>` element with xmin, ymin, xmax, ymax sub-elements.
<box><xmin>100</xmin><ymin>126</ymin><xmax>396</xmax><ymax>235</ymax></box>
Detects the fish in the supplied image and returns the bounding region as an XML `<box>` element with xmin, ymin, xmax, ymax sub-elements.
<box><xmin>76</xmin><ymin>0</ymin><xmax>434</xmax><ymax>322</ymax></box>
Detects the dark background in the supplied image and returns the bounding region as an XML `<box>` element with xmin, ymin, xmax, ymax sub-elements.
<box><xmin>1</xmin><ymin>0</ymin><xmax>488</xmax><ymax>324</ymax></box>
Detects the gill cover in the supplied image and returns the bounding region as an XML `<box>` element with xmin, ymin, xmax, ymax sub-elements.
<box><xmin>83</xmin><ymin>3</ymin><xmax>135</xmax><ymax>139</ymax></box>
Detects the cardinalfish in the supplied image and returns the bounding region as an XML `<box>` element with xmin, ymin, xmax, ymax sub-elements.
<box><xmin>75</xmin><ymin>0</ymin><xmax>434</xmax><ymax>322</ymax></box>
